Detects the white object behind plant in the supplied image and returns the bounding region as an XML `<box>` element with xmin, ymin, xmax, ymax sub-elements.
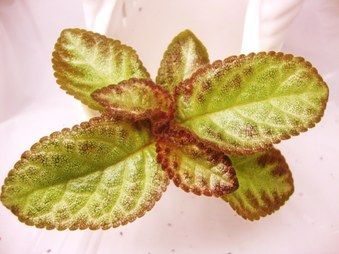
<box><xmin>1</xmin><ymin>1</ymin><xmax>339</xmax><ymax>254</ymax></box>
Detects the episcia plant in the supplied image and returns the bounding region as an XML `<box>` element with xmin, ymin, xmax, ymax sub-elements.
<box><xmin>0</xmin><ymin>28</ymin><xmax>328</xmax><ymax>230</ymax></box>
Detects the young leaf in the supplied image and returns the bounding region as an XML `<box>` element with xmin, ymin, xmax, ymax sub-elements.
<box><xmin>52</xmin><ymin>28</ymin><xmax>150</xmax><ymax>110</ymax></box>
<box><xmin>156</xmin><ymin>29</ymin><xmax>209</xmax><ymax>94</ymax></box>
<box><xmin>175</xmin><ymin>52</ymin><xmax>329</xmax><ymax>154</ymax></box>
<box><xmin>0</xmin><ymin>116</ymin><xmax>168</xmax><ymax>230</ymax></box>
<box><xmin>156</xmin><ymin>134</ymin><xmax>238</xmax><ymax>197</ymax></box>
<box><xmin>223</xmin><ymin>148</ymin><xmax>294</xmax><ymax>220</ymax></box>
<box><xmin>92</xmin><ymin>78</ymin><xmax>174</xmax><ymax>124</ymax></box>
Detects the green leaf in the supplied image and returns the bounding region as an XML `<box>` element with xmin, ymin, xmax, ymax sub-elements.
<box><xmin>223</xmin><ymin>148</ymin><xmax>294</xmax><ymax>220</ymax></box>
<box><xmin>156</xmin><ymin>29</ymin><xmax>209</xmax><ymax>94</ymax></box>
<box><xmin>1</xmin><ymin>116</ymin><xmax>168</xmax><ymax>230</ymax></box>
<box><xmin>156</xmin><ymin>134</ymin><xmax>238</xmax><ymax>197</ymax></box>
<box><xmin>175</xmin><ymin>52</ymin><xmax>329</xmax><ymax>154</ymax></box>
<box><xmin>92</xmin><ymin>78</ymin><xmax>174</xmax><ymax>123</ymax></box>
<box><xmin>52</xmin><ymin>28</ymin><xmax>150</xmax><ymax>110</ymax></box>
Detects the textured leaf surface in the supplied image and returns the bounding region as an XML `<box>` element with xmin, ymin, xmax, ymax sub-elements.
<box><xmin>156</xmin><ymin>29</ymin><xmax>209</xmax><ymax>94</ymax></box>
<box><xmin>1</xmin><ymin>117</ymin><xmax>168</xmax><ymax>230</ymax></box>
<box><xmin>223</xmin><ymin>148</ymin><xmax>294</xmax><ymax>220</ymax></box>
<box><xmin>52</xmin><ymin>28</ymin><xmax>150</xmax><ymax>110</ymax></box>
<box><xmin>92</xmin><ymin>78</ymin><xmax>174</xmax><ymax>123</ymax></box>
<box><xmin>156</xmin><ymin>134</ymin><xmax>238</xmax><ymax>197</ymax></box>
<box><xmin>175</xmin><ymin>52</ymin><xmax>329</xmax><ymax>154</ymax></box>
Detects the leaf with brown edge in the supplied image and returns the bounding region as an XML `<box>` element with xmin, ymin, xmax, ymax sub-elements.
<box><xmin>222</xmin><ymin>148</ymin><xmax>294</xmax><ymax>220</ymax></box>
<box><xmin>52</xmin><ymin>28</ymin><xmax>150</xmax><ymax>110</ymax></box>
<box><xmin>156</xmin><ymin>29</ymin><xmax>209</xmax><ymax>94</ymax></box>
<box><xmin>175</xmin><ymin>52</ymin><xmax>329</xmax><ymax>155</ymax></box>
<box><xmin>156</xmin><ymin>133</ymin><xmax>238</xmax><ymax>197</ymax></box>
<box><xmin>0</xmin><ymin>116</ymin><xmax>169</xmax><ymax>230</ymax></box>
<box><xmin>91</xmin><ymin>78</ymin><xmax>174</xmax><ymax>126</ymax></box>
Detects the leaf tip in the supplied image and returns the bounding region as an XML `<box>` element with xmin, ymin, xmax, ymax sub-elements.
<box><xmin>224</xmin><ymin>148</ymin><xmax>294</xmax><ymax>221</ymax></box>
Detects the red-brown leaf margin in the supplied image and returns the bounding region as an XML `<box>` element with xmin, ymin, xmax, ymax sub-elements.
<box><xmin>224</xmin><ymin>148</ymin><xmax>294</xmax><ymax>221</ymax></box>
<box><xmin>0</xmin><ymin>115</ymin><xmax>169</xmax><ymax>230</ymax></box>
<box><xmin>155</xmin><ymin>29</ymin><xmax>210</xmax><ymax>93</ymax></box>
<box><xmin>52</xmin><ymin>28</ymin><xmax>150</xmax><ymax>111</ymax></box>
<box><xmin>173</xmin><ymin>51</ymin><xmax>329</xmax><ymax>155</ymax></box>
<box><xmin>91</xmin><ymin>78</ymin><xmax>175</xmax><ymax>132</ymax></box>
<box><xmin>156</xmin><ymin>127</ymin><xmax>239</xmax><ymax>197</ymax></box>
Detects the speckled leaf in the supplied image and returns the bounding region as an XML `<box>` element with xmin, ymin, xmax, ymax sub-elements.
<box><xmin>156</xmin><ymin>134</ymin><xmax>238</xmax><ymax>197</ymax></box>
<box><xmin>0</xmin><ymin>116</ymin><xmax>168</xmax><ymax>230</ymax></box>
<box><xmin>92</xmin><ymin>78</ymin><xmax>174</xmax><ymax>123</ymax></box>
<box><xmin>156</xmin><ymin>29</ymin><xmax>209</xmax><ymax>94</ymax></box>
<box><xmin>175</xmin><ymin>52</ymin><xmax>329</xmax><ymax>154</ymax></box>
<box><xmin>52</xmin><ymin>28</ymin><xmax>150</xmax><ymax>110</ymax></box>
<box><xmin>223</xmin><ymin>148</ymin><xmax>294</xmax><ymax>220</ymax></box>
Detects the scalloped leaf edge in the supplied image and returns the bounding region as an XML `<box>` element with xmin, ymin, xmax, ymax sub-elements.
<box><xmin>156</xmin><ymin>29</ymin><xmax>210</xmax><ymax>94</ymax></box>
<box><xmin>91</xmin><ymin>78</ymin><xmax>175</xmax><ymax>130</ymax></box>
<box><xmin>52</xmin><ymin>28</ymin><xmax>150</xmax><ymax>111</ymax></box>
<box><xmin>223</xmin><ymin>148</ymin><xmax>294</xmax><ymax>221</ymax></box>
<box><xmin>174</xmin><ymin>51</ymin><xmax>329</xmax><ymax>155</ymax></box>
<box><xmin>0</xmin><ymin>116</ymin><xmax>169</xmax><ymax>230</ymax></box>
<box><xmin>156</xmin><ymin>128</ymin><xmax>238</xmax><ymax>197</ymax></box>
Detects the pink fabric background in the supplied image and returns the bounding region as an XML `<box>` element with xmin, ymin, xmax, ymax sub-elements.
<box><xmin>0</xmin><ymin>1</ymin><xmax>338</xmax><ymax>253</ymax></box>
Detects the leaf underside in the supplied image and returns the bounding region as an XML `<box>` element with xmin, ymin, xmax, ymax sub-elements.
<box><xmin>156</xmin><ymin>134</ymin><xmax>238</xmax><ymax>197</ymax></box>
<box><xmin>0</xmin><ymin>116</ymin><xmax>168</xmax><ymax>230</ymax></box>
<box><xmin>92</xmin><ymin>78</ymin><xmax>174</xmax><ymax>123</ymax></box>
<box><xmin>156</xmin><ymin>29</ymin><xmax>209</xmax><ymax>94</ymax></box>
<box><xmin>175</xmin><ymin>52</ymin><xmax>329</xmax><ymax>154</ymax></box>
<box><xmin>223</xmin><ymin>148</ymin><xmax>294</xmax><ymax>220</ymax></box>
<box><xmin>52</xmin><ymin>28</ymin><xmax>150</xmax><ymax>110</ymax></box>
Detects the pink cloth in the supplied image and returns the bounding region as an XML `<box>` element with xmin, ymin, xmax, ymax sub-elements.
<box><xmin>0</xmin><ymin>1</ymin><xmax>338</xmax><ymax>253</ymax></box>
